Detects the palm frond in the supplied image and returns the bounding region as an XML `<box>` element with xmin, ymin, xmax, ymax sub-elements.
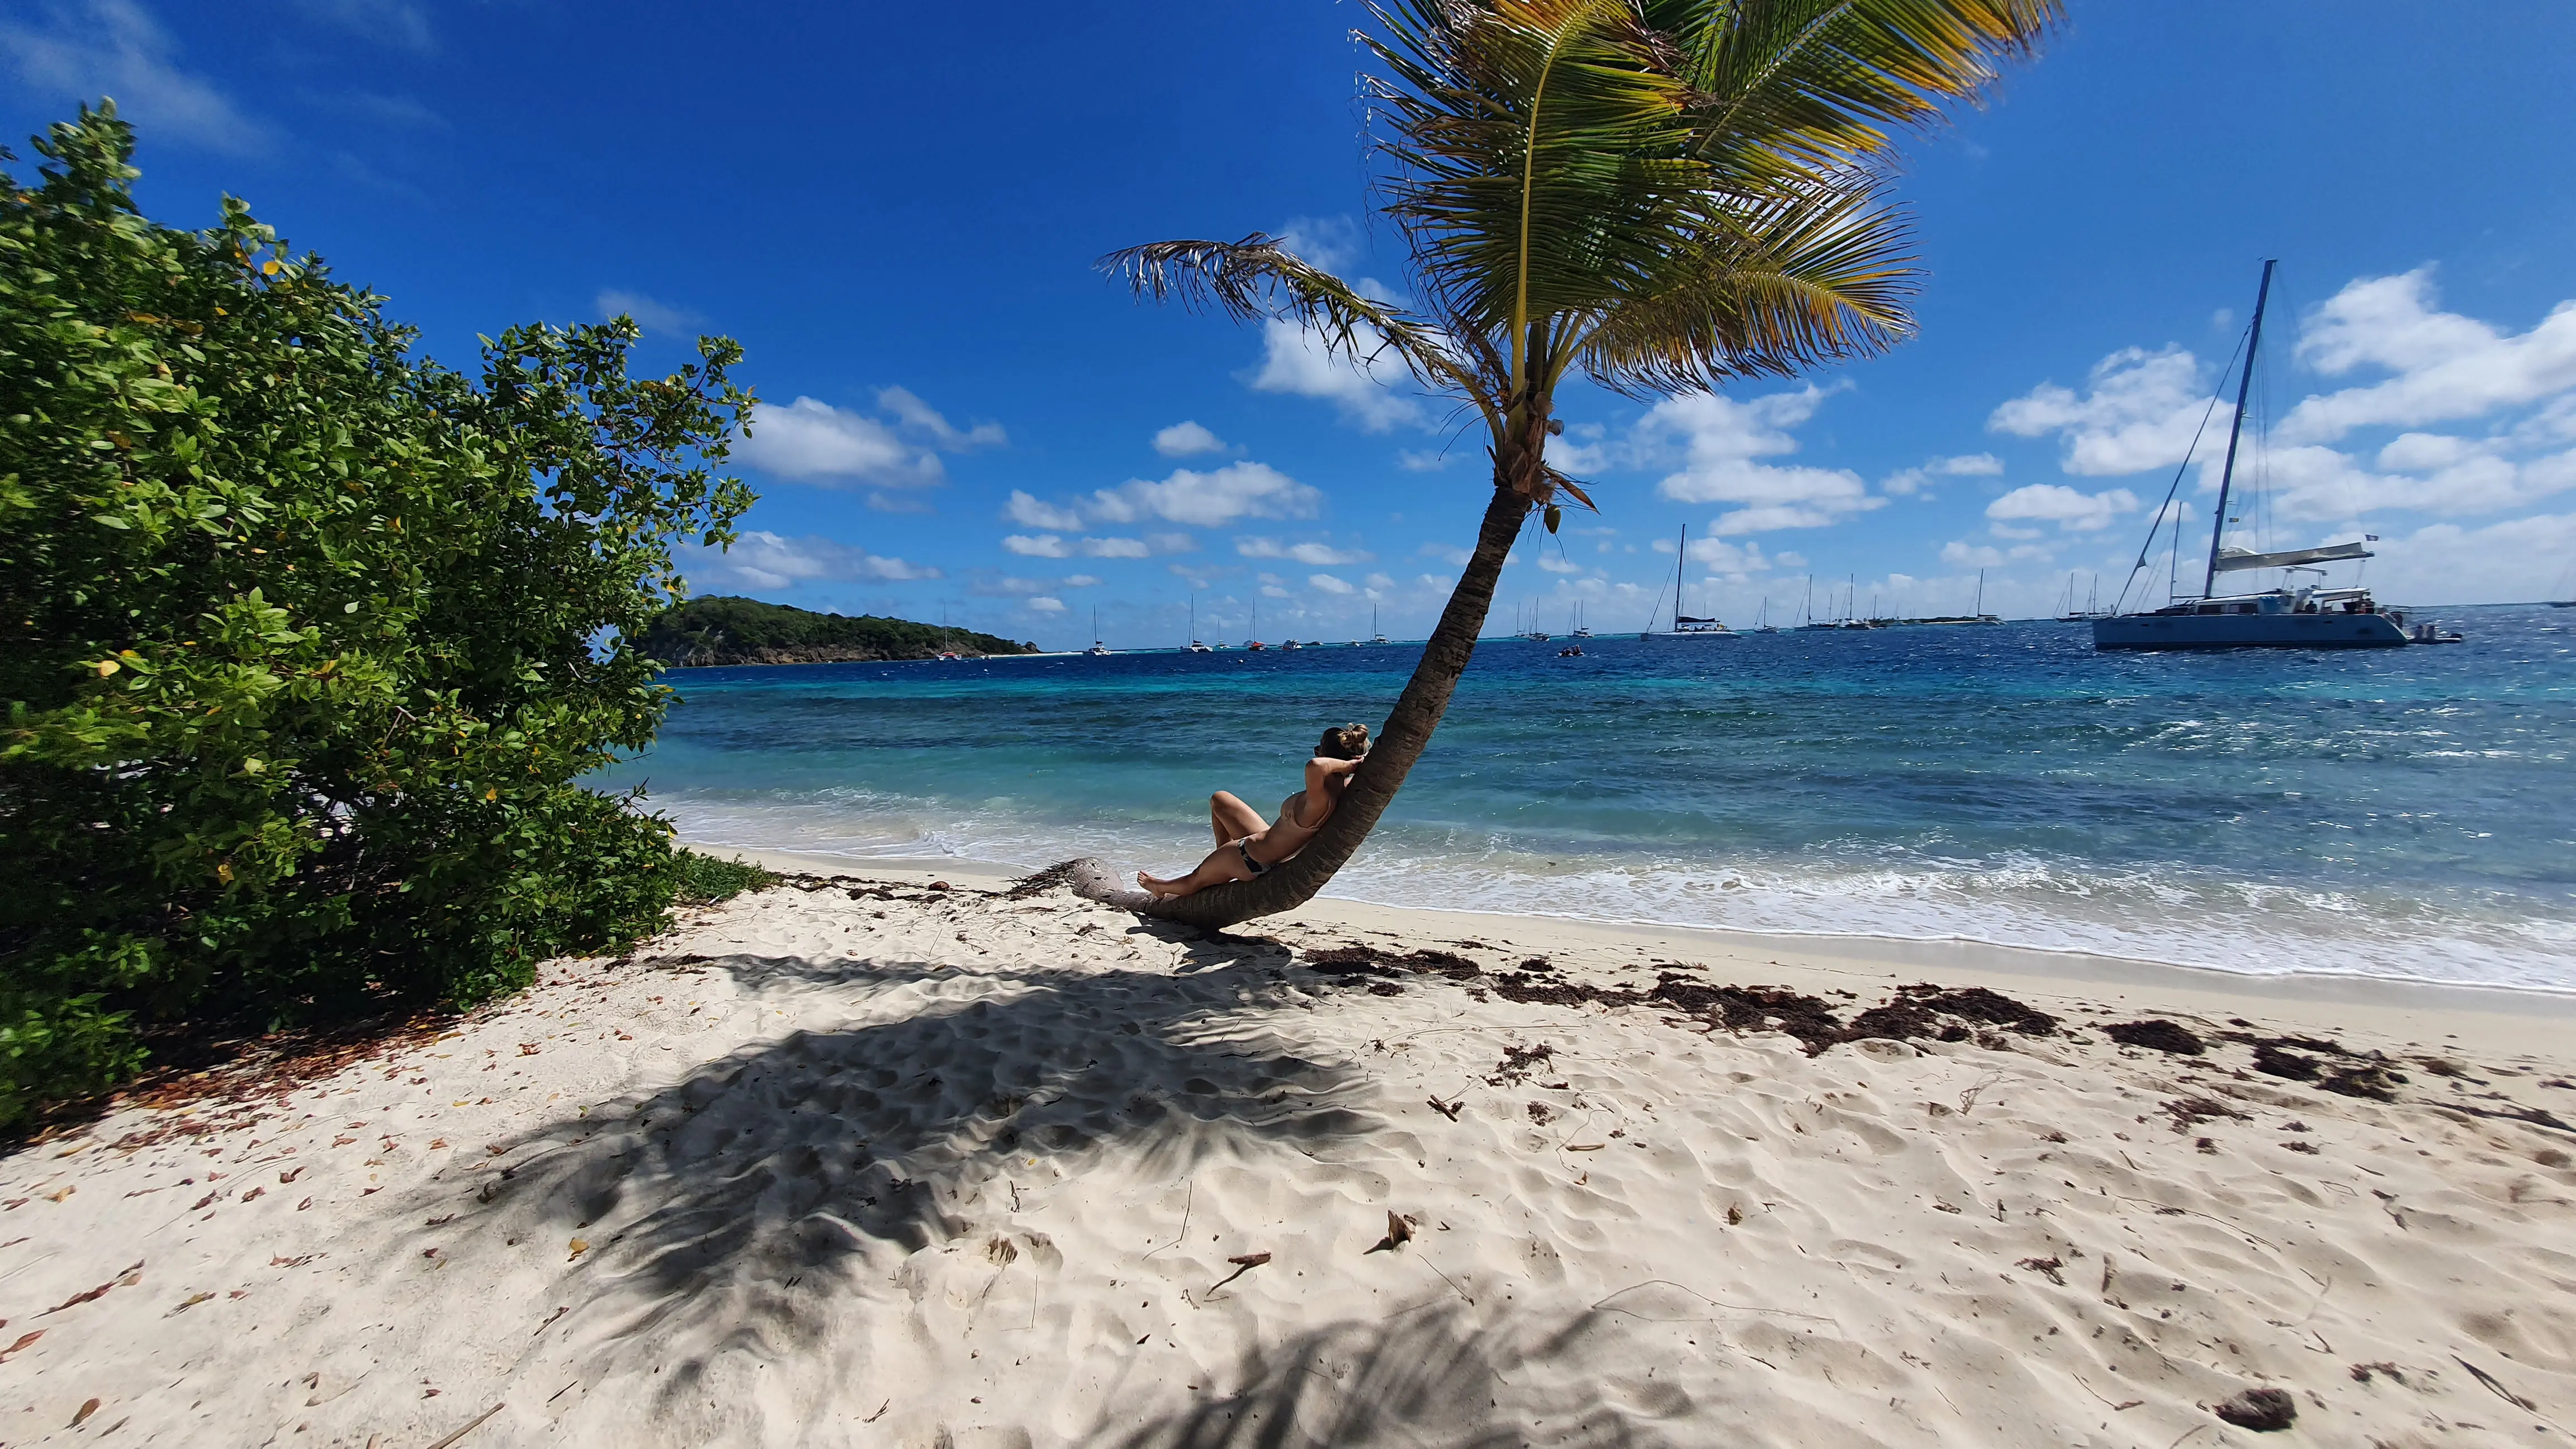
<box><xmin>1571</xmin><ymin>176</ymin><xmax>1915</xmax><ymax>395</ymax></box>
<box><xmin>1366</xmin><ymin>0</ymin><xmax>1708</xmax><ymax>364</ymax></box>
<box><xmin>1099</xmin><ymin>234</ymin><xmax>1488</xmax><ymax>416</ymax></box>
<box><xmin>1652</xmin><ymin>0</ymin><xmax>2062</xmax><ymax>182</ymax></box>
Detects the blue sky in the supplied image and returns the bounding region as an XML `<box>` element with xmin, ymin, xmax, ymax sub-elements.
<box><xmin>9</xmin><ymin>1</ymin><xmax>2575</xmax><ymax>646</ymax></box>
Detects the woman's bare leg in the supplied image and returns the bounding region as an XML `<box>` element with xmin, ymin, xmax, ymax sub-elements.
<box><xmin>1139</xmin><ymin>839</ymin><xmax>1257</xmax><ymax>899</ymax></box>
<box><xmin>1208</xmin><ymin>790</ymin><xmax>1265</xmax><ymax>846</ymax></box>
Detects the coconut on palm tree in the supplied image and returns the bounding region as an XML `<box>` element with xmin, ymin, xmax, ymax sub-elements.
<box><xmin>1076</xmin><ymin>0</ymin><xmax>2058</xmax><ymax>927</ymax></box>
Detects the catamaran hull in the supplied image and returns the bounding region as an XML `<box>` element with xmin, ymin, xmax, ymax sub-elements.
<box><xmin>2092</xmin><ymin>614</ymin><xmax>2412</xmax><ymax>650</ymax></box>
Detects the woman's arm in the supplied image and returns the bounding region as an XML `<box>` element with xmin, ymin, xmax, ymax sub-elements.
<box><xmin>1304</xmin><ymin>754</ymin><xmax>1365</xmax><ymax>793</ymax></box>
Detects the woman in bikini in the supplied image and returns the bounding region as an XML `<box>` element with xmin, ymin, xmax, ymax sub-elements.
<box><xmin>1137</xmin><ymin>724</ymin><xmax>1370</xmax><ymax>900</ymax></box>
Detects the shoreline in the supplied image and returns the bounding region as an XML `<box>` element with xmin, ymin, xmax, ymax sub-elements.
<box><xmin>709</xmin><ymin>844</ymin><xmax>2576</xmax><ymax>1054</ymax></box>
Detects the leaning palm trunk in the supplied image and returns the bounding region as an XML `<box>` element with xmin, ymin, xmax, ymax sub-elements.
<box><xmin>1074</xmin><ymin>0</ymin><xmax>2057</xmax><ymax>926</ymax></box>
<box><xmin>1086</xmin><ymin>485</ymin><xmax>1528</xmax><ymax>927</ymax></box>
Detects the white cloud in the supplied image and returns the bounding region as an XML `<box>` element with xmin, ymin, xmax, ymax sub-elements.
<box><xmin>2377</xmin><ymin>432</ymin><xmax>2481</xmax><ymax>472</ymax></box>
<box><xmin>1536</xmin><ymin>555</ymin><xmax>1585</xmax><ymax>573</ymax></box>
<box><xmin>737</xmin><ymin>388</ymin><xmax>999</xmax><ymax>491</ymax></box>
<box><xmin>739</xmin><ymin>396</ymin><xmax>943</xmax><ymax>487</ymax></box>
<box><xmin>1396</xmin><ymin>448</ymin><xmax>1456</xmax><ymax>472</ymax></box>
<box><xmin>1941</xmin><ymin>541</ymin><xmax>2004</xmax><ymax>567</ymax></box>
<box><xmin>1237</xmin><ymin>536</ymin><xmax>1374</xmax><ymax>565</ymax></box>
<box><xmin>1988</xmin><ymin>345</ymin><xmax>2214</xmax><ymax>476</ymax></box>
<box><xmin>1986</xmin><ymin>482</ymin><xmax>2139</xmax><ymax>532</ymax></box>
<box><xmin>1026</xmin><ymin>595</ymin><xmax>1066</xmax><ymax>614</ymax></box>
<box><xmin>1639</xmin><ymin>385</ymin><xmax>1883</xmax><ymax>535</ymax></box>
<box><xmin>1061</xmin><ymin>574</ymin><xmax>1101</xmax><ymax>588</ymax></box>
<box><xmin>1</xmin><ymin>0</ymin><xmax>271</xmax><ymax>154</ymax></box>
<box><xmin>1364</xmin><ymin>572</ymin><xmax>1394</xmax><ymax>590</ymax></box>
<box><xmin>1683</xmin><ymin>536</ymin><xmax>1776</xmax><ymax>574</ymax></box>
<box><xmin>1079</xmin><ymin>537</ymin><xmax>1152</xmax><ymax>558</ymax></box>
<box><xmin>1883</xmin><ymin>452</ymin><xmax>2004</xmax><ymax>496</ymax></box>
<box><xmin>2361</xmin><ymin>510</ymin><xmax>2576</xmax><ymax>604</ymax></box>
<box><xmin>681</xmin><ymin>530</ymin><xmax>938</xmax><ymax>591</ymax></box>
<box><xmin>2266</xmin><ymin>439</ymin><xmax>2576</xmax><ymax>520</ymax></box>
<box><xmin>288</xmin><ymin>0</ymin><xmax>433</xmax><ymax>51</ymax></box>
<box><xmin>595</xmin><ymin>289</ymin><xmax>702</xmax><ymax>335</ymax></box>
<box><xmin>1249</xmin><ymin>318</ymin><xmax>1427</xmax><ymax>433</ymax></box>
<box><xmin>1002</xmin><ymin>534</ymin><xmax>1071</xmax><ymax>558</ymax></box>
<box><xmin>878</xmin><ymin>386</ymin><xmax>1005</xmax><ymax>451</ymax></box>
<box><xmin>1004</xmin><ymin>490</ymin><xmax>1085</xmax><ymax>530</ymax></box>
<box><xmin>1309</xmin><ymin>573</ymin><xmax>1356</xmax><ymax>594</ymax></box>
<box><xmin>1275</xmin><ymin>215</ymin><xmax>1362</xmax><ymax>273</ymax></box>
<box><xmin>1418</xmin><ymin>542</ymin><xmax>1472</xmax><ymax>567</ymax></box>
<box><xmin>1089</xmin><ymin>461</ymin><xmax>1323</xmax><ymax>527</ymax></box>
<box><xmin>2280</xmin><ymin>269</ymin><xmax>2576</xmax><ymax>443</ymax></box>
<box><xmin>1153</xmin><ymin>420</ymin><xmax>1226</xmax><ymax>458</ymax></box>
<box><xmin>1991</xmin><ymin>271</ymin><xmax>2576</xmax><ymax>530</ymax></box>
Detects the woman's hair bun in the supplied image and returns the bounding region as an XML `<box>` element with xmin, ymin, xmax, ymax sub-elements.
<box><xmin>1319</xmin><ymin>722</ymin><xmax>1371</xmax><ymax>759</ymax></box>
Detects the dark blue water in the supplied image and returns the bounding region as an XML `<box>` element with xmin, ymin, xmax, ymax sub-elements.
<box><xmin>598</xmin><ymin>605</ymin><xmax>2576</xmax><ymax>989</ymax></box>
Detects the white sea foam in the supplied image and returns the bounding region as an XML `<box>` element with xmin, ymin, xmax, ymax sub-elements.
<box><xmin>657</xmin><ymin>792</ymin><xmax>2576</xmax><ymax>993</ymax></box>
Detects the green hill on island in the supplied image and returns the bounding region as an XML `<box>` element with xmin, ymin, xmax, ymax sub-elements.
<box><xmin>638</xmin><ymin>596</ymin><xmax>1035</xmax><ymax>666</ymax></box>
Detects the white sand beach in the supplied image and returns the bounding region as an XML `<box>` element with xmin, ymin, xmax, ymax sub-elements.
<box><xmin>4</xmin><ymin>856</ymin><xmax>2573</xmax><ymax>1447</ymax></box>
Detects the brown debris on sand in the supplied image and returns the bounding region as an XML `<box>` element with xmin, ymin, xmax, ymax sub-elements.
<box><xmin>2213</xmin><ymin>1385</ymin><xmax>2298</xmax><ymax>1431</ymax></box>
<box><xmin>2105</xmin><ymin>1019</ymin><xmax>2205</xmax><ymax>1055</ymax></box>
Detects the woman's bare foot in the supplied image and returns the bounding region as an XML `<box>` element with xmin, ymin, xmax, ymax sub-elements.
<box><xmin>1135</xmin><ymin>870</ymin><xmax>1176</xmax><ymax>898</ymax></box>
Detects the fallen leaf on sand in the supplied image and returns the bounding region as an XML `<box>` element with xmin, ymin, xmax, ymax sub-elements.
<box><xmin>47</xmin><ymin>1185</ymin><xmax>74</xmax><ymax>1202</ymax></box>
<box><xmin>1206</xmin><ymin>1251</ymin><xmax>1273</xmax><ymax>1294</ymax></box>
<box><xmin>0</xmin><ymin>1330</ymin><xmax>41</xmax><ymax>1363</ymax></box>
<box><xmin>1365</xmin><ymin>1211</ymin><xmax>1414</xmax><ymax>1254</ymax></box>
<box><xmin>567</xmin><ymin>1238</ymin><xmax>589</xmax><ymax>1261</ymax></box>
<box><xmin>72</xmin><ymin>1398</ymin><xmax>100</xmax><ymax>1427</ymax></box>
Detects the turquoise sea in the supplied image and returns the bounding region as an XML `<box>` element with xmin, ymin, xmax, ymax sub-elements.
<box><xmin>599</xmin><ymin>605</ymin><xmax>2576</xmax><ymax>992</ymax></box>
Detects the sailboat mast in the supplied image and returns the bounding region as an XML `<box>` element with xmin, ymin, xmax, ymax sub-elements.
<box><xmin>1675</xmin><ymin>523</ymin><xmax>1687</xmax><ymax>632</ymax></box>
<box><xmin>2204</xmin><ymin>259</ymin><xmax>2277</xmax><ymax>598</ymax></box>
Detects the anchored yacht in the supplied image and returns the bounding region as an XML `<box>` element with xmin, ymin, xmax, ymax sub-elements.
<box><xmin>2095</xmin><ymin>261</ymin><xmax>2458</xmax><ymax>650</ymax></box>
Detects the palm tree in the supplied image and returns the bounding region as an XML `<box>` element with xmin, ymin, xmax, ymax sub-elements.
<box><xmin>1087</xmin><ymin>0</ymin><xmax>2057</xmax><ymax>926</ymax></box>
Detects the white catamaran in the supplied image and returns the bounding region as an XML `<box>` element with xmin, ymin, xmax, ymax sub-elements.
<box><xmin>2095</xmin><ymin>261</ymin><xmax>2459</xmax><ymax>650</ymax></box>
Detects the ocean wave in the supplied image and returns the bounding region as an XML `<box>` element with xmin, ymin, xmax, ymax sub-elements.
<box><xmin>651</xmin><ymin>792</ymin><xmax>2576</xmax><ymax>994</ymax></box>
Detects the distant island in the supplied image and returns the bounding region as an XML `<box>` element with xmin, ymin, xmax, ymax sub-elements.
<box><xmin>637</xmin><ymin>596</ymin><xmax>1037</xmax><ymax>666</ymax></box>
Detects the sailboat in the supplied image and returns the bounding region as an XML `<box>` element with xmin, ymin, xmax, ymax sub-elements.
<box><xmin>1371</xmin><ymin>606</ymin><xmax>1390</xmax><ymax>645</ymax></box>
<box><xmin>1246</xmin><ymin>597</ymin><xmax>1267</xmax><ymax>651</ymax></box>
<box><xmin>1084</xmin><ymin>607</ymin><xmax>1111</xmax><ymax>656</ymax></box>
<box><xmin>1796</xmin><ymin>574</ymin><xmax>1837</xmax><ymax>631</ymax></box>
<box><xmin>1669</xmin><ymin>523</ymin><xmax>1737</xmax><ymax>636</ymax></box>
<box><xmin>1570</xmin><ymin>602</ymin><xmax>1593</xmax><ymax>639</ymax></box>
<box><xmin>1751</xmin><ymin>597</ymin><xmax>1779</xmax><ymax>633</ymax></box>
<box><xmin>1186</xmin><ymin>594</ymin><xmax>1211</xmax><ymax>652</ymax></box>
<box><xmin>2095</xmin><ymin>261</ymin><xmax>2457</xmax><ymax>649</ymax></box>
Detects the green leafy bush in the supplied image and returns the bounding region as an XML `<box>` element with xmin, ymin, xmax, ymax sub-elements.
<box><xmin>673</xmin><ymin>850</ymin><xmax>779</xmax><ymax>905</ymax></box>
<box><xmin>0</xmin><ymin>105</ymin><xmax>756</xmax><ymax>1125</ymax></box>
